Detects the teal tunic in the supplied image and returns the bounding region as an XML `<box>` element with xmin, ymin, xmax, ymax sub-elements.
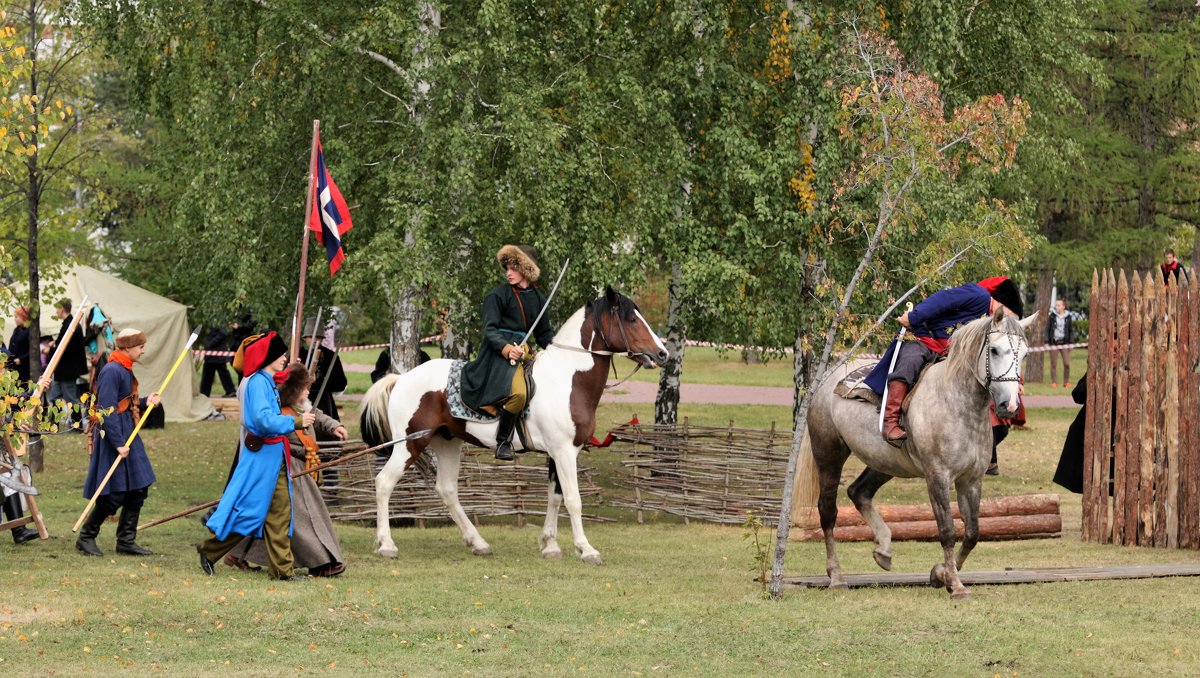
<box><xmin>460</xmin><ymin>283</ymin><xmax>555</xmax><ymax>410</ymax></box>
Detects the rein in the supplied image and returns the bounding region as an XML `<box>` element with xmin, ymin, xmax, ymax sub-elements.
<box><xmin>551</xmin><ymin>306</ymin><xmax>651</xmax><ymax>389</ymax></box>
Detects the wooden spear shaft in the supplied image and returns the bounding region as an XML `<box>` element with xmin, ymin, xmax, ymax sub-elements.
<box><xmin>72</xmin><ymin>330</ymin><xmax>201</xmax><ymax>532</ymax></box>
<box><xmin>136</xmin><ymin>430</ymin><xmax>430</xmax><ymax>531</ymax></box>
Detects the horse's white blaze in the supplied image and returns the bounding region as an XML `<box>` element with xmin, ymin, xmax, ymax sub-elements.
<box><xmin>635</xmin><ymin>310</ymin><xmax>668</xmax><ymax>354</ymax></box>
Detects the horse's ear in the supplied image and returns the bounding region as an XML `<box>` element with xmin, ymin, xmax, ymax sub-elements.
<box><xmin>992</xmin><ymin>307</ymin><xmax>1006</xmax><ymax>324</ymax></box>
<box><xmin>1019</xmin><ymin>311</ymin><xmax>1040</xmax><ymax>331</ymax></box>
<box><xmin>605</xmin><ymin>286</ymin><xmax>620</xmax><ymax>305</ymax></box>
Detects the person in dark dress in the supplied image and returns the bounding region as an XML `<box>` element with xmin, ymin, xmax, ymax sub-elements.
<box><xmin>1053</xmin><ymin>375</ymin><xmax>1088</xmax><ymax>494</ymax></box>
<box><xmin>76</xmin><ymin>328</ymin><xmax>161</xmax><ymax>557</ymax></box>
<box><xmin>459</xmin><ymin>245</ymin><xmax>556</xmax><ymax>460</ymax></box>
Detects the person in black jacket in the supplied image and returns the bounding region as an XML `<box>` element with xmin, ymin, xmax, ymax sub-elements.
<box><xmin>6</xmin><ymin>305</ymin><xmax>31</xmax><ymax>383</ymax></box>
<box><xmin>199</xmin><ymin>324</ymin><xmax>237</xmax><ymax>398</ymax></box>
<box><xmin>48</xmin><ymin>299</ymin><xmax>88</xmax><ymax>431</ymax></box>
<box><xmin>1045</xmin><ymin>298</ymin><xmax>1075</xmax><ymax>388</ymax></box>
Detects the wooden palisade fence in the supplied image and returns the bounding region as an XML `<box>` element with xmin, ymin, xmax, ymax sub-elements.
<box><xmin>1084</xmin><ymin>269</ymin><xmax>1200</xmax><ymax>548</ymax></box>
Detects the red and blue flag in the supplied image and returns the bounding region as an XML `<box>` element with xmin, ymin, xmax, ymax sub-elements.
<box><xmin>309</xmin><ymin>135</ymin><xmax>353</xmax><ymax>276</ymax></box>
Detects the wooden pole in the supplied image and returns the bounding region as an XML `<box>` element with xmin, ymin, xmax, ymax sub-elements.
<box><xmin>291</xmin><ymin>120</ymin><xmax>321</xmax><ymax>362</ymax></box>
<box><xmin>137</xmin><ymin>431</ymin><xmax>430</xmax><ymax>531</ymax></box>
<box><xmin>72</xmin><ymin>330</ymin><xmax>200</xmax><ymax>532</ymax></box>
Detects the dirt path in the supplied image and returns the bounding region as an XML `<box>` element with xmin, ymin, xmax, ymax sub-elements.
<box><xmin>346</xmin><ymin>364</ymin><xmax>1075</xmax><ymax>407</ymax></box>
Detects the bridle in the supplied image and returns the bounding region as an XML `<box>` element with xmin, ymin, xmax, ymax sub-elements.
<box><xmin>552</xmin><ymin>304</ymin><xmax>655</xmax><ymax>388</ymax></box>
<box><xmin>980</xmin><ymin>329</ymin><xmax>1024</xmax><ymax>387</ymax></box>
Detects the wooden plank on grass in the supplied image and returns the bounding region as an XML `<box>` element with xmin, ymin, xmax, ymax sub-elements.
<box><xmin>780</xmin><ymin>563</ymin><xmax>1200</xmax><ymax>589</ymax></box>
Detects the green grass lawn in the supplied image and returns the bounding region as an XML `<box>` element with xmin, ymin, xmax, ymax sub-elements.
<box><xmin>3</xmin><ymin>394</ymin><xmax>1199</xmax><ymax>676</ymax></box>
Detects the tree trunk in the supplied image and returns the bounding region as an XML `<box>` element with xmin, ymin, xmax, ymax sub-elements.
<box><xmin>1027</xmin><ymin>268</ymin><xmax>1054</xmax><ymax>383</ymax></box>
<box><xmin>25</xmin><ymin>1</ymin><xmax>41</xmax><ymax>381</ymax></box>
<box><xmin>655</xmin><ymin>261</ymin><xmax>685</xmax><ymax>426</ymax></box>
<box><xmin>389</xmin><ymin>283</ymin><xmax>423</xmax><ymax>373</ymax></box>
<box><xmin>388</xmin><ymin>1</ymin><xmax>440</xmax><ymax>373</ymax></box>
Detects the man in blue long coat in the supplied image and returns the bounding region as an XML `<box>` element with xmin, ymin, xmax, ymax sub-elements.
<box><xmin>197</xmin><ymin>332</ymin><xmax>315</xmax><ymax>581</ymax></box>
<box><xmin>865</xmin><ymin>276</ymin><xmax>1024</xmax><ymax>445</ymax></box>
<box><xmin>76</xmin><ymin>328</ymin><xmax>161</xmax><ymax>557</ymax></box>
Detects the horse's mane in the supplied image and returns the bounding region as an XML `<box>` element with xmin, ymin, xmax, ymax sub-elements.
<box><xmin>589</xmin><ymin>289</ymin><xmax>639</xmax><ymax>323</ymax></box>
<box><xmin>945</xmin><ymin>312</ymin><xmax>1025</xmax><ymax>377</ymax></box>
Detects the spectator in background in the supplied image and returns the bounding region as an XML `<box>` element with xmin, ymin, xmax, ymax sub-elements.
<box><xmin>1161</xmin><ymin>248</ymin><xmax>1187</xmax><ymax>285</ymax></box>
<box><xmin>370</xmin><ymin>348</ymin><xmax>431</xmax><ymax>383</ymax></box>
<box><xmin>228</xmin><ymin>314</ymin><xmax>256</xmax><ymax>384</ymax></box>
<box><xmin>1045</xmin><ymin>298</ymin><xmax>1074</xmax><ymax>388</ymax></box>
<box><xmin>199</xmin><ymin>324</ymin><xmax>237</xmax><ymax>398</ymax></box>
<box><xmin>7</xmin><ymin>305</ymin><xmax>32</xmax><ymax>383</ymax></box>
<box><xmin>48</xmin><ymin>299</ymin><xmax>88</xmax><ymax>431</ymax></box>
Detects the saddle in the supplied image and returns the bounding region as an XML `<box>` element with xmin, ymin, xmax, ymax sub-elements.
<box><xmin>445</xmin><ymin>359</ymin><xmax>537</xmax><ymax>425</ymax></box>
<box><xmin>834</xmin><ymin>363</ymin><xmax>882</xmax><ymax>406</ymax></box>
<box><xmin>835</xmin><ymin>360</ymin><xmax>938</xmax><ymax>413</ymax></box>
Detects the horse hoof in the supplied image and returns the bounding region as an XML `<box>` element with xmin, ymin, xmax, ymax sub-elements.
<box><xmin>873</xmin><ymin>551</ymin><xmax>892</xmax><ymax>571</ymax></box>
<box><xmin>376</xmin><ymin>546</ymin><xmax>399</xmax><ymax>559</ymax></box>
<box><xmin>541</xmin><ymin>548</ymin><xmax>563</xmax><ymax>560</ymax></box>
<box><xmin>472</xmin><ymin>545</ymin><xmax>494</xmax><ymax>556</ymax></box>
<box><xmin>929</xmin><ymin>564</ymin><xmax>946</xmax><ymax>587</ymax></box>
<box><xmin>581</xmin><ymin>552</ymin><xmax>603</xmax><ymax>566</ymax></box>
<box><xmin>950</xmin><ymin>589</ymin><xmax>972</xmax><ymax>600</ymax></box>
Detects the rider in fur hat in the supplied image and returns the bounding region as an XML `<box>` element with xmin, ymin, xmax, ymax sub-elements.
<box><xmin>865</xmin><ymin>277</ymin><xmax>1025</xmax><ymax>446</ymax></box>
<box><xmin>459</xmin><ymin>245</ymin><xmax>556</xmax><ymax>460</ymax></box>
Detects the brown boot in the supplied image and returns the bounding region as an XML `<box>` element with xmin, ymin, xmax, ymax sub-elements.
<box><xmin>881</xmin><ymin>381</ymin><xmax>910</xmax><ymax>446</ymax></box>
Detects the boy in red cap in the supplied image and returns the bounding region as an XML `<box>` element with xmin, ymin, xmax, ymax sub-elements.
<box><xmin>197</xmin><ymin>332</ymin><xmax>315</xmax><ymax>581</ymax></box>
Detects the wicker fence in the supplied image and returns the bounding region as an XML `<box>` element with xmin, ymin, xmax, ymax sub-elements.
<box><xmin>609</xmin><ymin>419</ymin><xmax>791</xmax><ymax>525</ymax></box>
<box><xmin>319</xmin><ymin>445</ymin><xmax>606</xmax><ymax>526</ymax></box>
<box><xmin>1084</xmin><ymin>269</ymin><xmax>1200</xmax><ymax>549</ymax></box>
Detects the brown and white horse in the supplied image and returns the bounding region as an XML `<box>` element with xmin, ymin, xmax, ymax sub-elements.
<box><xmin>360</xmin><ymin>287</ymin><xmax>668</xmax><ymax>564</ymax></box>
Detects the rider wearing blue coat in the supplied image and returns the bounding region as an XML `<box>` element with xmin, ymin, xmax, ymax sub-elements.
<box><xmin>198</xmin><ymin>332</ymin><xmax>316</xmax><ymax>581</ymax></box>
<box><xmin>866</xmin><ymin>277</ymin><xmax>1024</xmax><ymax>445</ymax></box>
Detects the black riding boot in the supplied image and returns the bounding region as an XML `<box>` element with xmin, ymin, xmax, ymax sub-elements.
<box><xmin>494</xmin><ymin>411</ymin><xmax>518</xmax><ymax>461</ymax></box>
<box><xmin>2</xmin><ymin>494</ymin><xmax>38</xmax><ymax>545</ymax></box>
<box><xmin>75</xmin><ymin>498</ymin><xmax>117</xmax><ymax>557</ymax></box>
<box><xmin>115</xmin><ymin>490</ymin><xmax>154</xmax><ymax>556</ymax></box>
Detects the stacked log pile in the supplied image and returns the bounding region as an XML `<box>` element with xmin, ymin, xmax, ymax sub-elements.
<box><xmin>788</xmin><ymin>494</ymin><xmax>1061</xmax><ymax>542</ymax></box>
<box><xmin>318</xmin><ymin>443</ymin><xmax>605</xmax><ymax>526</ymax></box>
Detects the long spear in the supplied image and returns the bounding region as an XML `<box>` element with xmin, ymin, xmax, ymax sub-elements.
<box><xmin>72</xmin><ymin>329</ymin><xmax>201</xmax><ymax>532</ymax></box>
<box><xmin>136</xmin><ymin>429</ymin><xmax>432</xmax><ymax>531</ymax></box>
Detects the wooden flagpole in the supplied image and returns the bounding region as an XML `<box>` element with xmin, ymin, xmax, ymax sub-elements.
<box><xmin>291</xmin><ymin>120</ymin><xmax>321</xmax><ymax>362</ymax></box>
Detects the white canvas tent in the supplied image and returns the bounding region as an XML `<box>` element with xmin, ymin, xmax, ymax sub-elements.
<box><xmin>2</xmin><ymin>265</ymin><xmax>211</xmax><ymax>422</ymax></box>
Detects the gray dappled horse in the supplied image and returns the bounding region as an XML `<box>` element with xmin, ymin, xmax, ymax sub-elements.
<box><xmin>360</xmin><ymin>288</ymin><xmax>668</xmax><ymax>565</ymax></box>
<box><xmin>807</xmin><ymin>309</ymin><xmax>1034</xmax><ymax>598</ymax></box>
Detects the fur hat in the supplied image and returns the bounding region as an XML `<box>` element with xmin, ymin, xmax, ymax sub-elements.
<box><xmin>115</xmin><ymin>328</ymin><xmax>147</xmax><ymax>349</ymax></box>
<box><xmin>277</xmin><ymin>363</ymin><xmax>315</xmax><ymax>408</ymax></box>
<box><xmin>496</xmin><ymin>244</ymin><xmax>541</xmax><ymax>284</ymax></box>
<box><xmin>242</xmin><ymin>332</ymin><xmax>288</xmax><ymax>375</ymax></box>
<box><xmin>977</xmin><ymin>276</ymin><xmax>1025</xmax><ymax>318</ymax></box>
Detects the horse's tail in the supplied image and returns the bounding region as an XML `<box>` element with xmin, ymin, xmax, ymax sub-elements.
<box><xmin>360</xmin><ymin>374</ymin><xmax>400</xmax><ymax>449</ymax></box>
<box><xmin>791</xmin><ymin>429</ymin><xmax>822</xmax><ymax>530</ymax></box>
